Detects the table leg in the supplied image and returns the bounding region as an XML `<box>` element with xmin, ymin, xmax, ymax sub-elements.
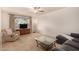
<box><xmin>54</xmin><ymin>41</ymin><xmax>56</xmax><ymax>48</ymax></box>
<box><xmin>35</xmin><ymin>40</ymin><xmax>38</xmax><ymax>47</ymax></box>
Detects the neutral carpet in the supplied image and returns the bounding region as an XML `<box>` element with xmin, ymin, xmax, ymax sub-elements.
<box><xmin>2</xmin><ymin>33</ymin><xmax>44</xmax><ymax>51</ymax></box>
<box><xmin>2</xmin><ymin>33</ymin><xmax>61</xmax><ymax>51</ymax></box>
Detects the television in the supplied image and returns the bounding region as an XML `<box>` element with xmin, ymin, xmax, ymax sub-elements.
<box><xmin>20</xmin><ymin>24</ymin><xmax>27</xmax><ymax>28</ymax></box>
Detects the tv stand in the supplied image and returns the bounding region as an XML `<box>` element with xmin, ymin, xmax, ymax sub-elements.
<box><xmin>19</xmin><ymin>28</ymin><xmax>30</xmax><ymax>35</ymax></box>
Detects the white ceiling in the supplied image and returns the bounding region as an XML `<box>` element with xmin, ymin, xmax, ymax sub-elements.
<box><xmin>39</xmin><ymin>7</ymin><xmax>65</xmax><ymax>13</ymax></box>
<box><xmin>1</xmin><ymin>7</ymin><xmax>65</xmax><ymax>17</ymax></box>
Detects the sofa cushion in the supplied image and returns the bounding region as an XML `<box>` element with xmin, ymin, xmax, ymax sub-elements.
<box><xmin>60</xmin><ymin>33</ymin><xmax>73</xmax><ymax>40</ymax></box>
<box><xmin>71</xmin><ymin>33</ymin><xmax>79</xmax><ymax>38</ymax></box>
<box><xmin>5</xmin><ymin>28</ymin><xmax>12</xmax><ymax>35</ymax></box>
<box><xmin>51</xmin><ymin>43</ymin><xmax>79</xmax><ymax>51</ymax></box>
<box><xmin>61</xmin><ymin>44</ymin><xmax>79</xmax><ymax>51</ymax></box>
<box><xmin>72</xmin><ymin>38</ymin><xmax>79</xmax><ymax>43</ymax></box>
<box><xmin>51</xmin><ymin>48</ymin><xmax>65</xmax><ymax>51</ymax></box>
<box><xmin>64</xmin><ymin>40</ymin><xmax>79</xmax><ymax>49</ymax></box>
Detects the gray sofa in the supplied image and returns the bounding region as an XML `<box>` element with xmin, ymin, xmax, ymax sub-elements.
<box><xmin>52</xmin><ymin>33</ymin><xmax>79</xmax><ymax>51</ymax></box>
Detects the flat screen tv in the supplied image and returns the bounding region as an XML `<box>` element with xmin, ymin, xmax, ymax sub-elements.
<box><xmin>20</xmin><ymin>24</ymin><xmax>27</xmax><ymax>28</ymax></box>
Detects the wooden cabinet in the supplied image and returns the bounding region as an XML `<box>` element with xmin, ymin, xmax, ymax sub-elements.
<box><xmin>19</xmin><ymin>28</ymin><xmax>30</xmax><ymax>35</ymax></box>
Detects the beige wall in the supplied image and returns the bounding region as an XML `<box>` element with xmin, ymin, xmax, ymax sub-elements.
<box><xmin>1</xmin><ymin>11</ymin><xmax>9</xmax><ymax>29</ymax></box>
<box><xmin>1</xmin><ymin>8</ymin><xmax>32</xmax><ymax>29</ymax></box>
<box><xmin>32</xmin><ymin>17</ymin><xmax>39</xmax><ymax>32</ymax></box>
<box><xmin>36</xmin><ymin>7</ymin><xmax>79</xmax><ymax>37</ymax></box>
<box><xmin>0</xmin><ymin>8</ymin><xmax>2</xmax><ymax>50</ymax></box>
<box><xmin>0</xmin><ymin>8</ymin><xmax>1</xmax><ymax>33</ymax></box>
<box><xmin>1</xmin><ymin>7</ymin><xmax>79</xmax><ymax>38</ymax></box>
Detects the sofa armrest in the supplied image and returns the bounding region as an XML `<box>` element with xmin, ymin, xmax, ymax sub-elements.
<box><xmin>56</xmin><ymin>35</ymin><xmax>68</xmax><ymax>44</ymax></box>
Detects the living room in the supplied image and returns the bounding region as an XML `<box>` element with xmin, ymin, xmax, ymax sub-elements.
<box><xmin>0</xmin><ymin>7</ymin><xmax>79</xmax><ymax>51</ymax></box>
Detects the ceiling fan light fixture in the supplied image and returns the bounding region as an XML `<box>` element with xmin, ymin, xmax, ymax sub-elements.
<box><xmin>34</xmin><ymin>10</ymin><xmax>38</xmax><ymax>14</ymax></box>
<box><xmin>33</xmin><ymin>7</ymin><xmax>45</xmax><ymax>14</ymax></box>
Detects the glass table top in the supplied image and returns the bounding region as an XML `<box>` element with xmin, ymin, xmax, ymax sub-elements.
<box><xmin>35</xmin><ymin>35</ymin><xmax>56</xmax><ymax>45</ymax></box>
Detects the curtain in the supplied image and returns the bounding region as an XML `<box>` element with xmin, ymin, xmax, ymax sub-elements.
<box><xmin>9</xmin><ymin>14</ymin><xmax>15</xmax><ymax>31</ymax></box>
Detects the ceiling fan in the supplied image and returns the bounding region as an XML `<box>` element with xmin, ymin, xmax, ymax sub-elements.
<box><xmin>33</xmin><ymin>7</ymin><xmax>45</xmax><ymax>14</ymax></box>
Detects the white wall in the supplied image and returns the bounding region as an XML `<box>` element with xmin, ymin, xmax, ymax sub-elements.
<box><xmin>1</xmin><ymin>7</ymin><xmax>79</xmax><ymax>37</ymax></box>
<box><xmin>32</xmin><ymin>17</ymin><xmax>39</xmax><ymax>32</ymax></box>
<box><xmin>0</xmin><ymin>8</ymin><xmax>2</xmax><ymax>50</ymax></box>
<box><xmin>1</xmin><ymin>8</ymin><xmax>33</xmax><ymax>29</ymax></box>
<box><xmin>0</xmin><ymin>8</ymin><xmax>1</xmax><ymax>33</ymax></box>
<box><xmin>1</xmin><ymin>11</ymin><xmax>9</xmax><ymax>29</ymax></box>
<box><xmin>36</xmin><ymin>8</ymin><xmax>79</xmax><ymax>37</ymax></box>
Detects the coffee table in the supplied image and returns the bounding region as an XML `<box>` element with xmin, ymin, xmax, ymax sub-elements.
<box><xmin>35</xmin><ymin>35</ymin><xmax>56</xmax><ymax>50</ymax></box>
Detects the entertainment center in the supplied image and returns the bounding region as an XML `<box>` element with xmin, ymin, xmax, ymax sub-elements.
<box><xmin>19</xmin><ymin>24</ymin><xmax>31</xmax><ymax>35</ymax></box>
<box><xmin>9</xmin><ymin>14</ymin><xmax>32</xmax><ymax>35</ymax></box>
<box><xmin>20</xmin><ymin>28</ymin><xmax>30</xmax><ymax>35</ymax></box>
